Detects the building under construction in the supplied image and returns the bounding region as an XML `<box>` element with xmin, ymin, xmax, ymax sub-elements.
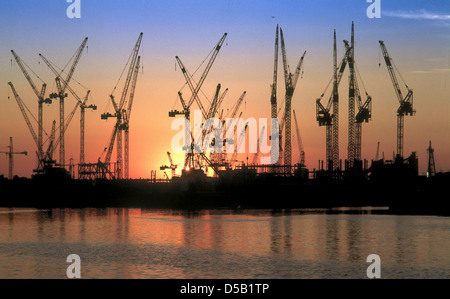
<box><xmin>1</xmin><ymin>25</ymin><xmax>449</xmax><ymax>216</ymax></box>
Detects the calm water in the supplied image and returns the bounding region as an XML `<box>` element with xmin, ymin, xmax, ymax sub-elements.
<box><xmin>0</xmin><ymin>207</ymin><xmax>449</xmax><ymax>279</ymax></box>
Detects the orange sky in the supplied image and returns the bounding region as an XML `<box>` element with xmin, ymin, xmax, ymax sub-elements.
<box><xmin>0</xmin><ymin>1</ymin><xmax>449</xmax><ymax>178</ymax></box>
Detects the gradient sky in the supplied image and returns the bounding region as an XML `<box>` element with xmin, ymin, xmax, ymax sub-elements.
<box><xmin>0</xmin><ymin>0</ymin><xmax>449</xmax><ymax>178</ymax></box>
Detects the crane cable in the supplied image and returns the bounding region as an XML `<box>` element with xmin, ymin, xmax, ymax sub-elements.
<box><xmin>17</xmin><ymin>55</ymin><xmax>46</xmax><ymax>85</ymax></box>
<box><xmin>39</xmin><ymin>57</ymin><xmax>90</xmax><ymax>97</ymax></box>
<box><xmin>355</xmin><ymin>63</ymin><xmax>368</xmax><ymax>97</ymax></box>
<box><xmin>391</xmin><ymin>57</ymin><xmax>409</xmax><ymax>90</ymax></box>
<box><xmin>176</xmin><ymin>43</ymin><xmax>218</xmax><ymax>108</ymax></box>
<box><xmin>110</xmin><ymin>40</ymin><xmax>138</xmax><ymax>96</ymax></box>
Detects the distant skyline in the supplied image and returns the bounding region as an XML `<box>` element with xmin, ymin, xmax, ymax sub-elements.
<box><xmin>0</xmin><ymin>0</ymin><xmax>449</xmax><ymax>178</ymax></box>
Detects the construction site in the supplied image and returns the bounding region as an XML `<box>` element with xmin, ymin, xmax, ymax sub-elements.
<box><xmin>1</xmin><ymin>23</ymin><xmax>449</xmax><ymax>215</ymax></box>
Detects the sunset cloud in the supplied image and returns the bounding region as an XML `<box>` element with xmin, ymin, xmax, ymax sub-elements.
<box><xmin>383</xmin><ymin>10</ymin><xmax>450</xmax><ymax>21</ymax></box>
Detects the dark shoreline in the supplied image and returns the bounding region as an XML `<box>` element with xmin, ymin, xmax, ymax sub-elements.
<box><xmin>1</xmin><ymin>173</ymin><xmax>449</xmax><ymax>217</ymax></box>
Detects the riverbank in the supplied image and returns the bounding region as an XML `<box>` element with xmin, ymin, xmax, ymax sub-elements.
<box><xmin>0</xmin><ymin>173</ymin><xmax>448</xmax><ymax>216</ymax></box>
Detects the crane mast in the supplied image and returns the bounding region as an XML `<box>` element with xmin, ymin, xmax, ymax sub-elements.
<box><xmin>202</xmin><ymin>84</ymin><xmax>222</xmax><ymax>161</ymax></box>
<box><xmin>251</xmin><ymin>125</ymin><xmax>266</xmax><ymax>165</ymax></box>
<box><xmin>316</xmin><ymin>40</ymin><xmax>351</xmax><ymax>171</ymax></box>
<box><xmin>347</xmin><ymin>22</ymin><xmax>356</xmax><ymax>167</ymax></box>
<box><xmin>206</xmin><ymin>84</ymin><xmax>222</xmax><ymax>121</ymax></box>
<box><xmin>271</xmin><ymin>25</ymin><xmax>279</xmax><ymax>120</ymax></box>
<box><xmin>343</xmin><ymin>33</ymin><xmax>372</xmax><ymax>165</ymax></box>
<box><xmin>0</xmin><ymin>137</ymin><xmax>27</xmax><ymax>180</ymax></box>
<box><xmin>167</xmin><ymin>151</ymin><xmax>176</xmax><ymax>178</ymax></box>
<box><xmin>123</xmin><ymin>56</ymin><xmax>141</xmax><ymax>179</ymax></box>
<box><xmin>270</xmin><ymin>25</ymin><xmax>280</xmax><ymax>168</ymax></box>
<box><xmin>80</xmin><ymin>92</ymin><xmax>96</xmax><ymax>164</ymax></box>
<box><xmin>354</xmin><ymin>78</ymin><xmax>372</xmax><ymax>162</ymax></box>
<box><xmin>228</xmin><ymin>91</ymin><xmax>246</xmax><ymax>120</ymax></box>
<box><xmin>104</xmin><ymin>124</ymin><xmax>119</xmax><ymax>166</ymax></box>
<box><xmin>102</xmin><ymin>33</ymin><xmax>143</xmax><ymax>179</ymax></box>
<box><xmin>62</xmin><ymin>37</ymin><xmax>88</xmax><ymax>167</ymax></box>
<box><xmin>427</xmin><ymin>141</ymin><xmax>436</xmax><ymax>177</ymax></box>
<box><xmin>375</xmin><ymin>142</ymin><xmax>380</xmax><ymax>161</ymax></box>
<box><xmin>293</xmin><ymin>110</ymin><xmax>305</xmax><ymax>165</ymax></box>
<box><xmin>44</xmin><ymin>121</ymin><xmax>56</xmax><ymax>164</ymax></box>
<box><xmin>39</xmin><ymin>52</ymin><xmax>97</xmax><ymax>167</ymax></box>
<box><xmin>230</xmin><ymin>123</ymin><xmax>248</xmax><ymax>168</ymax></box>
<box><xmin>42</xmin><ymin>37</ymin><xmax>88</xmax><ymax>167</ymax></box>
<box><xmin>118</xmin><ymin>34</ymin><xmax>142</xmax><ymax>111</ymax></box>
<box><xmin>39</xmin><ymin>54</ymin><xmax>94</xmax><ymax>162</ymax></box>
<box><xmin>279</xmin><ymin>27</ymin><xmax>306</xmax><ymax>170</ymax></box>
<box><xmin>379</xmin><ymin>40</ymin><xmax>414</xmax><ymax>158</ymax></box>
<box><xmin>215</xmin><ymin>88</ymin><xmax>228</xmax><ymax>117</ymax></box>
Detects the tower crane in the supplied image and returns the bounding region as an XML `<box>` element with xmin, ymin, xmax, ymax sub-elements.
<box><xmin>293</xmin><ymin>110</ymin><xmax>305</xmax><ymax>166</ymax></box>
<box><xmin>122</xmin><ymin>56</ymin><xmax>141</xmax><ymax>179</ymax></box>
<box><xmin>160</xmin><ymin>151</ymin><xmax>178</xmax><ymax>178</ymax></box>
<box><xmin>203</xmin><ymin>84</ymin><xmax>223</xmax><ymax>168</ymax></box>
<box><xmin>175</xmin><ymin>57</ymin><xmax>208</xmax><ymax>120</ymax></box>
<box><xmin>8</xmin><ymin>82</ymin><xmax>45</xmax><ymax>171</ymax></box>
<box><xmin>170</xmin><ymin>34</ymin><xmax>228</xmax><ymax>173</ymax></box>
<box><xmin>316</xmin><ymin>34</ymin><xmax>352</xmax><ymax>170</ymax></box>
<box><xmin>167</xmin><ymin>151</ymin><xmax>177</xmax><ymax>178</ymax></box>
<box><xmin>251</xmin><ymin>125</ymin><xmax>266</xmax><ymax>165</ymax></box>
<box><xmin>0</xmin><ymin>137</ymin><xmax>27</xmax><ymax>180</ymax></box>
<box><xmin>215</xmin><ymin>88</ymin><xmax>228</xmax><ymax>118</ymax></box>
<box><xmin>270</xmin><ymin>25</ymin><xmax>280</xmax><ymax>168</ymax></box>
<box><xmin>101</xmin><ymin>33</ymin><xmax>142</xmax><ymax>179</ymax></box>
<box><xmin>353</xmin><ymin>70</ymin><xmax>372</xmax><ymax>162</ymax></box>
<box><xmin>41</xmin><ymin>37</ymin><xmax>88</xmax><ymax>167</ymax></box>
<box><xmin>80</xmin><ymin>101</ymin><xmax>97</xmax><ymax>164</ymax></box>
<box><xmin>379</xmin><ymin>40</ymin><xmax>414</xmax><ymax>159</ymax></box>
<box><xmin>43</xmin><ymin>121</ymin><xmax>57</xmax><ymax>165</ymax></box>
<box><xmin>270</xmin><ymin>25</ymin><xmax>279</xmax><ymax>122</ymax></box>
<box><xmin>427</xmin><ymin>141</ymin><xmax>436</xmax><ymax>177</ymax></box>
<box><xmin>343</xmin><ymin>37</ymin><xmax>373</xmax><ymax>164</ymax></box>
<box><xmin>226</xmin><ymin>91</ymin><xmax>246</xmax><ymax>120</ymax></box>
<box><xmin>279</xmin><ymin>27</ymin><xmax>306</xmax><ymax>170</ymax></box>
<box><xmin>347</xmin><ymin>23</ymin><xmax>356</xmax><ymax>166</ymax></box>
<box><xmin>206</xmin><ymin>84</ymin><xmax>222</xmax><ymax>121</ymax></box>
<box><xmin>38</xmin><ymin>54</ymin><xmax>94</xmax><ymax>165</ymax></box>
<box><xmin>222</xmin><ymin>92</ymin><xmax>246</xmax><ymax>167</ymax></box>
<box><xmin>11</xmin><ymin>50</ymin><xmax>51</xmax><ymax>159</ymax></box>
<box><xmin>210</xmin><ymin>87</ymin><xmax>229</xmax><ymax>169</ymax></box>
<box><xmin>230</xmin><ymin>123</ymin><xmax>248</xmax><ymax>168</ymax></box>
<box><xmin>169</xmin><ymin>91</ymin><xmax>190</xmax><ymax>118</ymax></box>
<box><xmin>331</xmin><ymin>30</ymin><xmax>339</xmax><ymax>172</ymax></box>
<box><xmin>375</xmin><ymin>142</ymin><xmax>380</xmax><ymax>161</ymax></box>
<box><xmin>172</xmin><ymin>33</ymin><xmax>227</xmax><ymax>121</ymax></box>
<box><xmin>276</xmin><ymin>106</ymin><xmax>286</xmax><ymax>167</ymax></box>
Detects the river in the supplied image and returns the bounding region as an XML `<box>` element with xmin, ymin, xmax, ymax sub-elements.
<box><xmin>0</xmin><ymin>207</ymin><xmax>449</xmax><ymax>279</ymax></box>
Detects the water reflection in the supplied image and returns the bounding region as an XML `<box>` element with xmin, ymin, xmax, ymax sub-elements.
<box><xmin>326</xmin><ymin>216</ymin><xmax>340</xmax><ymax>261</ymax></box>
<box><xmin>269</xmin><ymin>210</ymin><xmax>292</xmax><ymax>256</ymax></box>
<box><xmin>346</xmin><ymin>217</ymin><xmax>362</xmax><ymax>262</ymax></box>
<box><xmin>0</xmin><ymin>208</ymin><xmax>448</xmax><ymax>278</ymax></box>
